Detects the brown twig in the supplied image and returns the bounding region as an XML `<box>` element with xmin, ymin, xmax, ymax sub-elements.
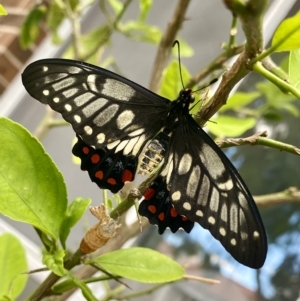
<box><xmin>255</xmin><ymin>187</ymin><xmax>300</xmax><ymax>207</ymax></box>
<box><xmin>196</xmin><ymin>0</ymin><xmax>269</xmax><ymax>125</ymax></box>
<box><xmin>149</xmin><ymin>0</ymin><xmax>191</xmax><ymax>92</ymax></box>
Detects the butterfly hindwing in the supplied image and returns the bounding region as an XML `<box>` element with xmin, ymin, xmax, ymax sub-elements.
<box><xmin>139</xmin><ymin>175</ymin><xmax>194</xmax><ymax>234</ymax></box>
<box><xmin>72</xmin><ymin>135</ymin><xmax>138</xmax><ymax>193</ymax></box>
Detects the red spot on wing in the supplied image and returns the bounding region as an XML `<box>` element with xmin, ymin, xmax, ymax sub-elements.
<box><xmin>181</xmin><ymin>216</ymin><xmax>188</xmax><ymax>221</ymax></box>
<box><xmin>148</xmin><ymin>205</ymin><xmax>156</xmax><ymax>214</ymax></box>
<box><xmin>143</xmin><ymin>188</ymin><xmax>155</xmax><ymax>200</ymax></box>
<box><xmin>83</xmin><ymin>146</ymin><xmax>89</xmax><ymax>155</ymax></box>
<box><xmin>91</xmin><ymin>154</ymin><xmax>100</xmax><ymax>164</ymax></box>
<box><xmin>158</xmin><ymin>212</ymin><xmax>165</xmax><ymax>221</ymax></box>
<box><xmin>95</xmin><ymin>171</ymin><xmax>103</xmax><ymax>180</ymax></box>
<box><xmin>122</xmin><ymin>169</ymin><xmax>133</xmax><ymax>183</ymax></box>
<box><xmin>107</xmin><ymin>178</ymin><xmax>117</xmax><ymax>185</ymax></box>
<box><xmin>170</xmin><ymin>207</ymin><xmax>178</xmax><ymax>217</ymax></box>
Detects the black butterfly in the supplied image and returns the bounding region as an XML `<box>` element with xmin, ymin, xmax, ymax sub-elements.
<box><xmin>22</xmin><ymin>58</ymin><xmax>267</xmax><ymax>268</ymax></box>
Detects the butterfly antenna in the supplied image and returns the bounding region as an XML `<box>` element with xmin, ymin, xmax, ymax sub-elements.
<box><xmin>172</xmin><ymin>40</ymin><xmax>185</xmax><ymax>89</ymax></box>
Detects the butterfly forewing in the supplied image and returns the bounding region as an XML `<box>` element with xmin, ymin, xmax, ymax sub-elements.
<box><xmin>162</xmin><ymin>114</ymin><xmax>267</xmax><ymax>268</ymax></box>
<box><xmin>22</xmin><ymin>59</ymin><xmax>170</xmax><ymax>149</ymax></box>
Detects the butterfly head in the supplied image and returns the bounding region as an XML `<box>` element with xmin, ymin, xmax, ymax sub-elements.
<box><xmin>178</xmin><ymin>89</ymin><xmax>195</xmax><ymax>110</ymax></box>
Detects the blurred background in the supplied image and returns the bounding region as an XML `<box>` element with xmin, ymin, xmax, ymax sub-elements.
<box><xmin>1</xmin><ymin>0</ymin><xmax>300</xmax><ymax>300</ymax></box>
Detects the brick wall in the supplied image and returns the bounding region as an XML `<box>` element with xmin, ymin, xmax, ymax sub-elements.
<box><xmin>0</xmin><ymin>0</ymin><xmax>45</xmax><ymax>95</ymax></box>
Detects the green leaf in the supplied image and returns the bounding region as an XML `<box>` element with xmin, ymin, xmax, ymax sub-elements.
<box><xmin>207</xmin><ymin>116</ymin><xmax>256</xmax><ymax>137</ymax></box>
<box><xmin>60</xmin><ymin>197</ymin><xmax>91</xmax><ymax>248</ymax></box>
<box><xmin>92</xmin><ymin>247</ymin><xmax>184</xmax><ymax>283</ymax></box>
<box><xmin>80</xmin><ymin>25</ymin><xmax>111</xmax><ymax>54</ymax></box>
<box><xmin>68</xmin><ymin>0</ymin><xmax>80</xmax><ymax>11</ymax></box>
<box><xmin>42</xmin><ymin>250</ymin><xmax>65</xmax><ymax>276</ymax></box>
<box><xmin>219</xmin><ymin>91</ymin><xmax>260</xmax><ymax>112</ymax></box>
<box><xmin>121</xmin><ymin>21</ymin><xmax>161</xmax><ymax>43</ymax></box>
<box><xmin>159</xmin><ymin>60</ymin><xmax>191</xmax><ymax>100</ymax></box>
<box><xmin>289</xmin><ymin>49</ymin><xmax>300</xmax><ymax>88</ymax></box>
<box><xmin>0</xmin><ymin>234</ymin><xmax>28</xmax><ymax>300</ymax></box>
<box><xmin>256</xmin><ymin>81</ymin><xmax>297</xmax><ymax>108</ymax></box>
<box><xmin>272</xmin><ymin>11</ymin><xmax>300</xmax><ymax>52</ymax></box>
<box><xmin>0</xmin><ymin>4</ymin><xmax>7</xmax><ymax>15</ymax></box>
<box><xmin>20</xmin><ymin>5</ymin><xmax>47</xmax><ymax>49</ymax></box>
<box><xmin>46</xmin><ymin>2</ymin><xmax>65</xmax><ymax>44</ymax></box>
<box><xmin>138</xmin><ymin>0</ymin><xmax>152</xmax><ymax>22</ymax></box>
<box><xmin>0</xmin><ymin>118</ymin><xmax>67</xmax><ymax>240</ymax></box>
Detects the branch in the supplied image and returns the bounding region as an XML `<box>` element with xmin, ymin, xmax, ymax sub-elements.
<box><xmin>254</xmin><ymin>187</ymin><xmax>300</xmax><ymax>207</ymax></box>
<box><xmin>186</xmin><ymin>45</ymin><xmax>244</xmax><ymax>88</ymax></box>
<box><xmin>149</xmin><ymin>0</ymin><xmax>191</xmax><ymax>92</ymax></box>
<box><xmin>216</xmin><ymin>130</ymin><xmax>300</xmax><ymax>157</ymax></box>
<box><xmin>196</xmin><ymin>0</ymin><xmax>269</xmax><ymax>125</ymax></box>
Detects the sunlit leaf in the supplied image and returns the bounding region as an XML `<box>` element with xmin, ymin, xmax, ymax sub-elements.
<box><xmin>20</xmin><ymin>5</ymin><xmax>47</xmax><ymax>48</ymax></box>
<box><xmin>272</xmin><ymin>11</ymin><xmax>300</xmax><ymax>52</ymax></box>
<box><xmin>289</xmin><ymin>49</ymin><xmax>300</xmax><ymax>89</ymax></box>
<box><xmin>0</xmin><ymin>4</ymin><xmax>7</xmax><ymax>15</ymax></box>
<box><xmin>159</xmin><ymin>60</ymin><xmax>191</xmax><ymax>100</ymax></box>
<box><xmin>0</xmin><ymin>234</ymin><xmax>28</xmax><ymax>300</ymax></box>
<box><xmin>0</xmin><ymin>118</ymin><xmax>67</xmax><ymax>240</ymax></box>
<box><xmin>92</xmin><ymin>247</ymin><xmax>184</xmax><ymax>283</ymax></box>
<box><xmin>219</xmin><ymin>92</ymin><xmax>260</xmax><ymax>112</ymax></box>
<box><xmin>60</xmin><ymin>197</ymin><xmax>91</xmax><ymax>248</ymax></box>
<box><xmin>207</xmin><ymin>116</ymin><xmax>256</xmax><ymax>137</ymax></box>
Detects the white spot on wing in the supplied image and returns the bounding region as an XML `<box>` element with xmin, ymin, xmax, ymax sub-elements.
<box><xmin>197</xmin><ymin>174</ymin><xmax>210</xmax><ymax>206</ymax></box>
<box><xmin>178</xmin><ymin>153</ymin><xmax>192</xmax><ymax>175</ymax></box>
<box><xmin>74</xmin><ymin>115</ymin><xmax>81</xmax><ymax>123</ymax></box>
<box><xmin>67</xmin><ymin>66</ymin><xmax>82</xmax><ymax>74</ymax></box>
<box><xmin>171</xmin><ymin>191</ymin><xmax>181</xmax><ymax>201</ymax></box>
<box><xmin>107</xmin><ymin>140</ymin><xmax>120</xmax><ymax>149</ymax></box>
<box><xmin>219</xmin><ymin>227</ymin><xmax>226</xmax><ymax>236</ymax></box>
<box><xmin>230</xmin><ymin>238</ymin><xmax>237</xmax><ymax>246</ymax></box>
<box><xmin>116</xmin><ymin>110</ymin><xmax>135</xmax><ymax>130</ymax></box>
<box><xmin>82</xmin><ymin>98</ymin><xmax>108</xmax><ymax>117</ymax></box>
<box><xmin>218</xmin><ymin>178</ymin><xmax>234</xmax><ymax>190</ymax></box>
<box><xmin>128</xmin><ymin>128</ymin><xmax>144</xmax><ymax>137</ymax></box>
<box><xmin>186</xmin><ymin>166</ymin><xmax>200</xmax><ymax>198</ymax></box>
<box><xmin>97</xmin><ymin>133</ymin><xmax>105</xmax><ymax>144</ymax></box>
<box><xmin>62</xmin><ymin>88</ymin><xmax>78</xmax><ymax>98</ymax></box>
<box><xmin>102</xmin><ymin>78</ymin><xmax>135</xmax><ymax>101</ymax></box>
<box><xmin>93</xmin><ymin>104</ymin><xmax>119</xmax><ymax>127</ymax></box>
<box><xmin>115</xmin><ymin>140</ymin><xmax>128</xmax><ymax>153</ymax></box>
<box><xmin>84</xmin><ymin>126</ymin><xmax>93</xmax><ymax>135</ymax></box>
<box><xmin>43</xmin><ymin>66</ymin><xmax>48</xmax><ymax>72</ymax></box>
<box><xmin>132</xmin><ymin>134</ymin><xmax>146</xmax><ymax>156</ymax></box>
<box><xmin>123</xmin><ymin>136</ymin><xmax>139</xmax><ymax>155</ymax></box>
<box><xmin>199</xmin><ymin>145</ymin><xmax>225</xmax><ymax>179</ymax></box>
<box><xmin>52</xmin><ymin>77</ymin><xmax>76</xmax><ymax>91</ymax></box>
<box><xmin>183</xmin><ymin>202</ymin><xmax>191</xmax><ymax>210</ymax></box>
<box><xmin>53</xmin><ymin>97</ymin><xmax>59</xmax><ymax>103</ymax></box>
<box><xmin>196</xmin><ymin>210</ymin><xmax>203</xmax><ymax>217</ymax></box>
<box><xmin>208</xmin><ymin>216</ymin><xmax>215</xmax><ymax>224</ymax></box>
<box><xmin>74</xmin><ymin>92</ymin><xmax>95</xmax><ymax>106</ymax></box>
<box><xmin>43</xmin><ymin>90</ymin><xmax>49</xmax><ymax>96</ymax></box>
<box><xmin>209</xmin><ymin>189</ymin><xmax>219</xmax><ymax>212</ymax></box>
<box><xmin>253</xmin><ymin>231</ymin><xmax>259</xmax><ymax>238</ymax></box>
<box><xmin>230</xmin><ymin>204</ymin><xmax>238</xmax><ymax>233</ymax></box>
<box><xmin>64</xmin><ymin>104</ymin><xmax>72</xmax><ymax>111</ymax></box>
<box><xmin>220</xmin><ymin>204</ymin><xmax>227</xmax><ymax>222</ymax></box>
